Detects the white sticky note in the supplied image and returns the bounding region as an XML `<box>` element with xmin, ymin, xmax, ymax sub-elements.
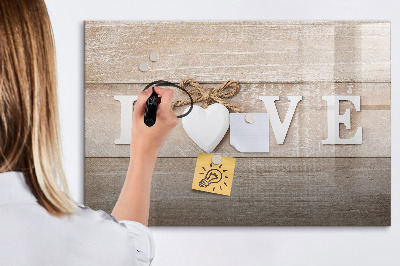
<box><xmin>229</xmin><ymin>113</ymin><xmax>269</xmax><ymax>152</ymax></box>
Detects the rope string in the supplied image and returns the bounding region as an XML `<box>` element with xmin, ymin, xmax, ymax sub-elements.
<box><xmin>171</xmin><ymin>79</ymin><xmax>247</xmax><ymax>113</ymax></box>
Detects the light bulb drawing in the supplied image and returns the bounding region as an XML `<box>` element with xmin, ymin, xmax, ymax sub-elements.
<box><xmin>198</xmin><ymin>162</ymin><xmax>229</xmax><ymax>191</ymax></box>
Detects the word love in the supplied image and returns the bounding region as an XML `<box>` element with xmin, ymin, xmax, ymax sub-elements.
<box><xmin>114</xmin><ymin>95</ymin><xmax>362</xmax><ymax>145</ymax></box>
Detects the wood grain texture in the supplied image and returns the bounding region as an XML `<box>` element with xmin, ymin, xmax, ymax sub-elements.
<box><xmin>85</xmin><ymin>157</ymin><xmax>390</xmax><ymax>226</ymax></box>
<box><xmin>85</xmin><ymin>82</ymin><xmax>390</xmax><ymax>158</ymax></box>
<box><xmin>84</xmin><ymin>21</ymin><xmax>391</xmax><ymax>226</ymax></box>
<box><xmin>85</xmin><ymin>21</ymin><xmax>390</xmax><ymax>84</ymax></box>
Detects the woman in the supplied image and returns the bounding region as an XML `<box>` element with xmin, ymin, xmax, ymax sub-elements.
<box><xmin>0</xmin><ymin>0</ymin><xmax>178</xmax><ymax>265</ymax></box>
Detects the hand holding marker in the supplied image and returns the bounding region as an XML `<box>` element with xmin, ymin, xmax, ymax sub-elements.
<box><xmin>143</xmin><ymin>80</ymin><xmax>194</xmax><ymax>127</ymax></box>
<box><xmin>131</xmin><ymin>80</ymin><xmax>193</xmax><ymax>154</ymax></box>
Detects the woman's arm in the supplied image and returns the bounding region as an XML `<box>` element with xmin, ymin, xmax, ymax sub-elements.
<box><xmin>111</xmin><ymin>86</ymin><xmax>178</xmax><ymax>226</ymax></box>
<box><xmin>111</xmin><ymin>148</ymin><xmax>157</xmax><ymax>226</ymax></box>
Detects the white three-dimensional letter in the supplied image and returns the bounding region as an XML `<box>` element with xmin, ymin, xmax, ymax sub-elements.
<box><xmin>322</xmin><ymin>95</ymin><xmax>362</xmax><ymax>144</ymax></box>
<box><xmin>114</xmin><ymin>95</ymin><xmax>137</xmax><ymax>144</ymax></box>
<box><xmin>259</xmin><ymin>96</ymin><xmax>302</xmax><ymax>144</ymax></box>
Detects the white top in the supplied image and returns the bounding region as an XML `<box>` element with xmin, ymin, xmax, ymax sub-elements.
<box><xmin>0</xmin><ymin>171</ymin><xmax>155</xmax><ymax>266</ymax></box>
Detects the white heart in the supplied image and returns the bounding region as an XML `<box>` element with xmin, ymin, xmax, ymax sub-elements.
<box><xmin>182</xmin><ymin>103</ymin><xmax>230</xmax><ymax>153</ymax></box>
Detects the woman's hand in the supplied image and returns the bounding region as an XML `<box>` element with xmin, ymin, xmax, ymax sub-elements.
<box><xmin>130</xmin><ymin>86</ymin><xmax>179</xmax><ymax>156</ymax></box>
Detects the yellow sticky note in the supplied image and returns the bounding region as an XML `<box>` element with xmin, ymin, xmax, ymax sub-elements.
<box><xmin>192</xmin><ymin>153</ymin><xmax>236</xmax><ymax>196</ymax></box>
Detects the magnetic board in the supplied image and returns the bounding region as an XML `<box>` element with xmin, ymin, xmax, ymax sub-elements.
<box><xmin>84</xmin><ymin>21</ymin><xmax>391</xmax><ymax>225</ymax></box>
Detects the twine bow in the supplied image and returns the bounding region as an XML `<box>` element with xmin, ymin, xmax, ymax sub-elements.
<box><xmin>171</xmin><ymin>79</ymin><xmax>247</xmax><ymax>113</ymax></box>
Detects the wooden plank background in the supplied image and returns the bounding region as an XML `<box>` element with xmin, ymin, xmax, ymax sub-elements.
<box><xmin>85</xmin><ymin>21</ymin><xmax>390</xmax><ymax>83</ymax></box>
<box><xmin>84</xmin><ymin>21</ymin><xmax>391</xmax><ymax>226</ymax></box>
<box><xmin>85</xmin><ymin>157</ymin><xmax>390</xmax><ymax>226</ymax></box>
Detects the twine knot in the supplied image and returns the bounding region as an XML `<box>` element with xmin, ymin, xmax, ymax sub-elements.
<box><xmin>171</xmin><ymin>79</ymin><xmax>247</xmax><ymax>113</ymax></box>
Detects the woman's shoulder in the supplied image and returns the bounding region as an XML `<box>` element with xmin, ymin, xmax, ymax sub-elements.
<box><xmin>74</xmin><ymin>204</ymin><xmax>120</xmax><ymax>224</ymax></box>
<box><xmin>0</xmin><ymin>200</ymin><xmax>153</xmax><ymax>265</ymax></box>
<box><xmin>73</xmin><ymin>204</ymin><xmax>155</xmax><ymax>265</ymax></box>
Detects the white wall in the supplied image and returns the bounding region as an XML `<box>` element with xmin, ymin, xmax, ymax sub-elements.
<box><xmin>45</xmin><ymin>0</ymin><xmax>399</xmax><ymax>265</ymax></box>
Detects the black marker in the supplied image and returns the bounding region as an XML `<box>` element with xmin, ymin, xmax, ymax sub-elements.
<box><xmin>144</xmin><ymin>87</ymin><xmax>159</xmax><ymax>127</ymax></box>
<box><xmin>142</xmin><ymin>80</ymin><xmax>194</xmax><ymax>125</ymax></box>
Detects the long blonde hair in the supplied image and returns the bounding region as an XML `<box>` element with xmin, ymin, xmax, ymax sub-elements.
<box><xmin>0</xmin><ymin>0</ymin><xmax>77</xmax><ymax>216</ymax></box>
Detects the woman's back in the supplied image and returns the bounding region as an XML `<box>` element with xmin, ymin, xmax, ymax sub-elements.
<box><xmin>1</xmin><ymin>1</ymin><xmax>177</xmax><ymax>264</ymax></box>
<box><xmin>0</xmin><ymin>171</ymin><xmax>154</xmax><ymax>266</ymax></box>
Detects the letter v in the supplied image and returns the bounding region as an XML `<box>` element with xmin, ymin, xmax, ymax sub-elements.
<box><xmin>259</xmin><ymin>96</ymin><xmax>302</xmax><ymax>144</ymax></box>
